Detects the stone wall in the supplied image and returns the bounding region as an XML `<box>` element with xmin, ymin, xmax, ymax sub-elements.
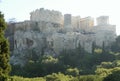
<box><xmin>5</xmin><ymin>23</ymin><xmax>15</xmax><ymax>51</ymax></box>
<box><xmin>64</xmin><ymin>14</ymin><xmax>72</xmax><ymax>27</ymax></box>
<box><xmin>97</xmin><ymin>16</ymin><xmax>109</xmax><ymax>25</ymax></box>
<box><xmin>72</xmin><ymin>16</ymin><xmax>81</xmax><ymax>28</ymax></box>
<box><xmin>30</xmin><ymin>8</ymin><xmax>64</xmax><ymax>24</ymax></box>
<box><xmin>80</xmin><ymin>16</ymin><xmax>94</xmax><ymax>31</ymax></box>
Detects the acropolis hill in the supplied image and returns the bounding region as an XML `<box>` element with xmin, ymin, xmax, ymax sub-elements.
<box><xmin>6</xmin><ymin>8</ymin><xmax>116</xmax><ymax>65</ymax></box>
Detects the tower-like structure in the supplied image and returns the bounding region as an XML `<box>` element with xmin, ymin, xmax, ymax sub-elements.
<box><xmin>64</xmin><ymin>14</ymin><xmax>72</xmax><ymax>27</ymax></box>
<box><xmin>30</xmin><ymin>8</ymin><xmax>63</xmax><ymax>24</ymax></box>
<box><xmin>97</xmin><ymin>16</ymin><xmax>109</xmax><ymax>25</ymax></box>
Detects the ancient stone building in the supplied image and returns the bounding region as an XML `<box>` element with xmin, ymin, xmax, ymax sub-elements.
<box><xmin>97</xmin><ymin>16</ymin><xmax>109</xmax><ymax>25</ymax></box>
<box><xmin>80</xmin><ymin>16</ymin><xmax>94</xmax><ymax>31</ymax></box>
<box><xmin>30</xmin><ymin>8</ymin><xmax>63</xmax><ymax>24</ymax></box>
<box><xmin>6</xmin><ymin>8</ymin><xmax>116</xmax><ymax>65</ymax></box>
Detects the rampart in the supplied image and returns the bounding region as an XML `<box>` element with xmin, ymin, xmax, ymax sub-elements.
<box><xmin>30</xmin><ymin>8</ymin><xmax>63</xmax><ymax>24</ymax></box>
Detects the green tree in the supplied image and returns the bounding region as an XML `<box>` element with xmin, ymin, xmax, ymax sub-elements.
<box><xmin>102</xmin><ymin>41</ymin><xmax>106</xmax><ymax>54</ymax></box>
<box><xmin>65</xmin><ymin>68</ymin><xmax>79</xmax><ymax>76</ymax></box>
<box><xmin>103</xmin><ymin>70</ymin><xmax>120</xmax><ymax>81</ymax></box>
<box><xmin>111</xmin><ymin>35</ymin><xmax>120</xmax><ymax>52</ymax></box>
<box><xmin>45</xmin><ymin>72</ymin><xmax>74</xmax><ymax>81</ymax></box>
<box><xmin>0</xmin><ymin>12</ymin><xmax>11</xmax><ymax>81</ymax></box>
<box><xmin>92</xmin><ymin>41</ymin><xmax>96</xmax><ymax>54</ymax></box>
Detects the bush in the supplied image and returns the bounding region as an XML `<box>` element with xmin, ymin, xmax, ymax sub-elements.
<box><xmin>45</xmin><ymin>72</ymin><xmax>74</xmax><ymax>81</ymax></box>
<box><xmin>10</xmin><ymin>76</ymin><xmax>45</xmax><ymax>81</ymax></box>
<box><xmin>65</xmin><ymin>68</ymin><xmax>79</xmax><ymax>76</ymax></box>
<box><xmin>103</xmin><ymin>70</ymin><xmax>120</xmax><ymax>81</ymax></box>
<box><xmin>79</xmin><ymin>75</ymin><xmax>103</xmax><ymax>81</ymax></box>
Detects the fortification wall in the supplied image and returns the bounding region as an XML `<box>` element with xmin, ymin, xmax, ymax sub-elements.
<box><xmin>13</xmin><ymin>20</ymin><xmax>62</xmax><ymax>34</ymax></box>
<box><xmin>30</xmin><ymin>8</ymin><xmax>64</xmax><ymax>24</ymax></box>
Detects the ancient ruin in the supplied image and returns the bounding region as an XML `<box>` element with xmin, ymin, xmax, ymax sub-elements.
<box><xmin>6</xmin><ymin>8</ymin><xmax>116</xmax><ymax>65</ymax></box>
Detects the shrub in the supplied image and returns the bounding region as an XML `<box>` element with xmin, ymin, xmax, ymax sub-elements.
<box><xmin>103</xmin><ymin>70</ymin><xmax>120</xmax><ymax>81</ymax></box>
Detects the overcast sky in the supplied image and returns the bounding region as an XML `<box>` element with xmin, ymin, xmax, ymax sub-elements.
<box><xmin>0</xmin><ymin>0</ymin><xmax>120</xmax><ymax>35</ymax></box>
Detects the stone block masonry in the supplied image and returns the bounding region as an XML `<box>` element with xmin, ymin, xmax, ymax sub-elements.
<box><xmin>30</xmin><ymin>8</ymin><xmax>63</xmax><ymax>24</ymax></box>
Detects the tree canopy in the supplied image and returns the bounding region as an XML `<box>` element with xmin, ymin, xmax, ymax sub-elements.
<box><xmin>0</xmin><ymin>11</ymin><xmax>11</xmax><ymax>81</ymax></box>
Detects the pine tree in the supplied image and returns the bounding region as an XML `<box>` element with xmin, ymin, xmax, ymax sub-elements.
<box><xmin>0</xmin><ymin>12</ymin><xmax>11</xmax><ymax>81</ymax></box>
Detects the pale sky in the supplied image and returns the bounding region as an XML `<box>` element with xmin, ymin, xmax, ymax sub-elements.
<box><xmin>0</xmin><ymin>0</ymin><xmax>120</xmax><ymax>35</ymax></box>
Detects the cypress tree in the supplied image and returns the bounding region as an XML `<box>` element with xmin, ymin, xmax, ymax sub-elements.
<box><xmin>102</xmin><ymin>41</ymin><xmax>105</xmax><ymax>54</ymax></box>
<box><xmin>0</xmin><ymin>12</ymin><xmax>11</xmax><ymax>81</ymax></box>
<box><xmin>92</xmin><ymin>41</ymin><xmax>96</xmax><ymax>54</ymax></box>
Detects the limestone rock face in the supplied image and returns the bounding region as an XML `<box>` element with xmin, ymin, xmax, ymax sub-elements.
<box><xmin>11</xmin><ymin>30</ymin><xmax>45</xmax><ymax>66</ymax></box>
<box><xmin>6</xmin><ymin>8</ymin><xmax>116</xmax><ymax>66</ymax></box>
<box><xmin>92</xmin><ymin>25</ymin><xmax>116</xmax><ymax>46</ymax></box>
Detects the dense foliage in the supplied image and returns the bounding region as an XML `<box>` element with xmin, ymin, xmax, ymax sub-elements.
<box><xmin>10</xmin><ymin>43</ymin><xmax>116</xmax><ymax>77</ymax></box>
<box><xmin>111</xmin><ymin>35</ymin><xmax>120</xmax><ymax>52</ymax></box>
<box><xmin>0</xmin><ymin>12</ymin><xmax>11</xmax><ymax>81</ymax></box>
<box><xmin>103</xmin><ymin>70</ymin><xmax>120</xmax><ymax>81</ymax></box>
<box><xmin>9</xmin><ymin>73</ymin><xmax>104</xmax><ymax>81</ymax></box>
